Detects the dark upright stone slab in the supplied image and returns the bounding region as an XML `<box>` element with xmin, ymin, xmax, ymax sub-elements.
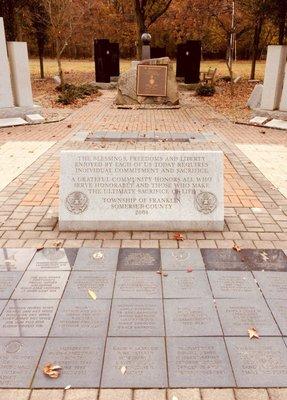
<box><xmin>253</xmin><ymin>271</ymin><xmax>287</xmax><ymax>298</ymax></box>
<box><xmin>74</xmin><ymin>248</ymin><xmax>119</xmax><ymax>271</ymax></box>
<box><xmin>0</xmin><ymin>271</ymin><xmax>23</xmax><ymax>299</ymax></box>
<box><xmin>114</xmin><ymin>272</ymin><xmax>162</xmax><ymax>298</ymax></box>
<box><xmin>110</xmin><ymin>42</ymin><xmax>120</xmax><ymax>77</ymax></box>
<box><xmin>102</xmin><ymin>337</ymin><xmax>167</xmax><ymax>388</ymax></box>
<box><xmin>33</xmin><ymin>337</ymin><xmax>105</xmax><ymax>388</ymax></box>
<box><xmin>165</xmin><ymin>299</ymin><xmax>222</xmax><ymax>336</ymax></box>
<box><xmin>50</xmin><ymin>299</ymin><xmax>111</xmax><ymax>337</ymax></box>
<box><xmin>12</xmin><ymin>271</ymin><xmax>69</xmax><ymax>299</ymax></box>
<box><xmin>201</xmin><ymin>249</ymin><xmax>248</xmax><ymax>271</ymax></box>
<box><xmin>242</xmin><ymin>249</ymin><xmax>287</xmax><ymax>271</ymax></box>
<box><xmin>28</xmin><ymin>248</ymin><xmax>77</xmax><ymax>271</ymax></box>
<box><xmin>208</xmin><ymin>271</ymin><xmax>262</xmax><ymax>298</ymax></box>
<box><xmin>64</xmin><ymin>271</ymin><xmax>115</xmax><ymax>299</ymax></box>
<box><xmin>216</xmin><ymin>298</ymin><xmax>280</xmax><ymax>336</ymax></box>
<box><xmin>117</xmin><ymin>249</ymin><xmax>160</xmax><ymax>271</ymax></box>
<box><xmin>162</xmin><ymin>271</ymin><xmax>212</xmax><ymax>299</ymax></box>
<box><xmin>94</xmin><ymin>39</ymin><xmax>111</xmax><ymax>83</ymax></box>
<box><xmin>0</xmin><ymin>249</ymin><xmax>35</xmax><ymax>271</ymax></box>
<box><xmin>109</xmin><ymin>299</ymin><xmax>164</xmax><ymax>336</ymax></box>
<box><xmin>167</xmin><ymin>337</ymin><xmax>235</xmax><ymax>387</ymax></box>
<box><xmin>267</xmin><ymin>299</ymin><xmax>287</xmax><ymax>335</ymax></box>
<box><xmin>226</xmin><ymin>337</ymin><xmax>287</xmax><ymax>387</ymax></box>
<box><xmin>161</xmin><ymin>249</ymin><xmax>205</xmax><ymax>270</ymax></box>
<box><xmin>0</xmin><ymin>299</ymin><xmax>59</xmax><ymax>337</ymax></box>
<box><xmin>176</xmin><ymin>43</ymin><xmax>185</xmax><ymax>78</ymax></box>
<box><xmin>0</xmin><ymin>337</ymin><xmax>45</xmax><ymax>388</ymax></box>
<box><xmin>184</xmin><ymin>40</ymin><xmax>201</xmax><ymax>84</ymax></box>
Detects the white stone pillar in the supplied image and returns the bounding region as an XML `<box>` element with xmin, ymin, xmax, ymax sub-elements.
<box><xmin>0</xmin><ymin>17</ymin><xmax>14</xmax><ymax>108</ymax></box>
<box><xmin>279</xmin><ymin>63</ymin><xmax>287</xmax><ymax>111</ymax></box>
<box><xmin>261</xmin><ymin>45</ymin><xmax>287</xmax><ymax>110</ymax></box>
<box><xmin>7</xmin><ymin>41</ymin><xmax>34</xmax><ymax>107</ymax></box>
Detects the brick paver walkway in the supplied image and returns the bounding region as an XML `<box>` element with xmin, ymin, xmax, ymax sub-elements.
<box><xmin>0</xmin><ymin>91</ymin><xmax>287</xmax><ymax>399</ymax></box>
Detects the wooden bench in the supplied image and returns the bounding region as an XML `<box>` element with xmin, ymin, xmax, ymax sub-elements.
<box><xmin>201</xmin><ymin>68</ymin><xmax>217</xmax><ymax>85</ymax></box>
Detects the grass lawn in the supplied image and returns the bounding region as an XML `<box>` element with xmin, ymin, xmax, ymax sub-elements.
<box><xmin>29</xmin><ymin>58</ymin><xmax>266</xmax><ymax>81</ymax></box>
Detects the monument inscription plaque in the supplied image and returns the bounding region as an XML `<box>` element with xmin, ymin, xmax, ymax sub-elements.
<box><xmin>59</xmin><ymin>150</ymin><xmax>224</xmax><ymax>231</ymax></box>
<box><xmin>137</xmin><ymin>65</ymin><xmax>168</xmax><ymax>97</ymax></box>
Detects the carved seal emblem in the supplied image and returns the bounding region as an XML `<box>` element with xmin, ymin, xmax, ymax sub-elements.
<box><xmin>195</xmin><ymin>191</ymin><xmax>217</xmax><ymax>214</ymax></box>
<box><xmin>65</xmin><ymin>191</ymin><xmax>88</xmax><ymax>214</ymax></box>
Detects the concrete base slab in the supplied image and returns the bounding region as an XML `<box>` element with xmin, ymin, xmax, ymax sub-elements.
<box><xmin>0</xmin><ymin>105</ymin><xmax>41</xmax><ymax>119</ymax></box>
<box><xmin>265</xmin><ymin>119</ymin><xmax>287</xmax><ymax>130</ymax></box>
<box><xmin>0</xmin><ymin>117</ymin><xmax>28</xmax><ymax>127</ymax></box>
<box><xmin>249</xmin><ymin>116</ymin><xmax>269</xmax><ymax>125</ymax></box>
<box><xmin>25</xmin><ymin>114</ymin><xmax>45</xmax><ymax>124</ymax></box>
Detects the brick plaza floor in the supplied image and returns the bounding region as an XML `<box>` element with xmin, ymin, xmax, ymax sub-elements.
<box><xmin>0</xmin><ymin>91</ymin><xmax>287</xmax><ymax>399</ymax></box>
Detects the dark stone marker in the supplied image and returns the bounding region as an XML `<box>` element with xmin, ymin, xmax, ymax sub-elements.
<box><xmin>94</xmin><ymin>39</ymin><xmax>111</xmax><ymax>83</ymax></box>
<box><xmin>50</xmin><ymin>299</ymin><xmax>111</xmax><ymax>337</ymax></box>
<box><xmin>64</xmin><ymin>271</ymin><xmax>115</xmax><ymax>299</ymax></box>
<box><xmin>167</xmin><ymin>337</ymin><xmax>235</xmax><ymax>387</ymax></box>
<box><xmin>0</xmin><ymin>299</ymin><xmax>59</xmax><ymax>337</ymax></box>
<box><xmin>162</xmin><ymin>271</ymin><xmax>212</xmax><ymax>299</ymax></box>
<box><xmin>114</xmin><ymin>272</ymin><xmax>162</xmax><ymax>298</ymax></box>
<box><xmin>150</xmin><ymin>47</ymin><xmax>166</xmax><ymax>59</ymax></box>
<box><xmin>253</xmin><ymin>271</ymin><xmax>287</xmax><ymax>298</ymax></box>
<box><xmin>28</xmin><ymin>248</ymin><xmax>78</xmax><ymax>271</ymax></box>
<box><xmin>109</xmin><ymin>299</ymin><xmax>164</xmax><ymax>337</ymax></box>
<box><xmin>164</xmin><ymin>299</ymin><xmax>222</xmax><ymax>336</ymax></box>
<box><xmin>267</xmin><ymin>299</ymin><xmax>287</xmax><ymax>335</ymax></box>
<box><xmin>226</xmin><ymin>337</ymin><xmax>287</xmax><ymax>387</ymax></box>
<box><xmin>0</xmin><ymin>271</ymin><xmax>23</xmax><ymax>299</ymax></box>
<box><xmin>0</xmin><ymin>337</ymin><xmax>45</xmax><ymax>388</ymax></box>
<box><xmin>176</xmin><ymin>41</ymin><xmax>201</xmax><ymax>83</ymax></box>
<box><xmin>0</xmin><ymin>249</ymin><xmax>35</xmax><ymax>271</ymax></box>
<box><xmin>201</xmin><ymin>249</ymin><xmax>248</xmax><ymax>271</ymax></box>
<box><xmin>208</xmin><ymin>271</ymin><xmax>262</xmax><ymax>298</ymax></box>
<box><xmin>161</xmin><ymin>249</ymin><xmax>205</xmax><ymax>270</ymax></box>
<box><xmin>102</xmin><ymin>337</ymin><xmax>167</xmax><ymax>388</ymax></box>
<box><xmin>136</xmin><ymin>65</ymin><xmax>168</xmax><ymax>97</ymax></box>
<box><xmin>117</xmin><ymin>249</ymin><xmax>161</xmax><ymax>271</ymax></box>
<box><xmin>216</xmin><ymin>298</ymin><xmax>280</xmax><ymax>336</ymax></box>
<box><xmin>176</xmin><ymin>43</ymin><xmax>185</xmax><ymax>78</ymax></box>
<box><xmin>12</xmin><ymin>271</ymin><xmax>69</xmax><ymax>299</ymax></box>
<box><xmin>33</xmin><ymin>337</ymin><xmax>105</xmax><ymax>388</ymax></box>
<box><xmin>74</xmin><ymin>248</ymin><xmax>119</xmax><ymax>271</ymax></box>
<box><xmin>242</xmin><ymin>250</ymin><xmax>287</xmax><ymax>271</ymax></box>
<box><xmin>110</xmin><ymin>42</ymin><xmax>120</xmax><ymax>77</ymax></box>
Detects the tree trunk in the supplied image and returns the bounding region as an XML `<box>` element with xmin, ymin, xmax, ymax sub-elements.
<box><xmin>133</xmin><ymin>0</ymin><xmax>146</xmax><ymax>59</ymax></box>
<box><xmin>37</xmin><ymin>37</ymin><xmax>45</xmax><ymax>79</ymax></box>
<box><xmin>278</xmin><ymin>1</ymin><xmax>287</xmax><ymax>44</ymax></box>
<box><xmin>56</xmin><ymin>39</ymin><xmax>64</xmax><ymax>85</ymax></box>
<box><xmin>250</xmin><ymin>19</ymin><xmax>263</xmax><ymax>80</ymax></box>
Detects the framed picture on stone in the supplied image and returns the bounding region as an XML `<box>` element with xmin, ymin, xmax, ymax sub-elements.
<box><xmin>136</xmin><ymin>65</ymin><xmax>168</xmax><ymax>97</ymax></box>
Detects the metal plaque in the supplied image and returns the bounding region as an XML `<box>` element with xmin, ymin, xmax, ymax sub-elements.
<box><xmin>136</xmin><ymin>65</ymin><xmax>168</xmax><ymax>97</ymax></box>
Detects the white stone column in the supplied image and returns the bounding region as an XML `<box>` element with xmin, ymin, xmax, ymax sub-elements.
<box><xmin>279</xmin><ymin>63</ymin><xmax>287</xmax><ymax>111</ymax></box>
<box><xmin>0</xmin><ymin>17</ymin><xmax>14</xmax><ymax>108</ymax></box>
<box><xmin>261</xmin><ymin>45</ymin><xmax>287</xmax><ymax>110</ymax></box>
<box><xmin>7</xmin><ymin>41</ymin><xmax>34</xmax><ymax>107</ymax></box>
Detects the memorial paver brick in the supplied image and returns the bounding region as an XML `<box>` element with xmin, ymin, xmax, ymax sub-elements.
<box><xmin>12</xmin><ymin>271</ymin><xmax>69</xmax><ymax>299</ymax></box>
<box><xmin>226</xmin><ymin>337</ymin><xmax>287</xmax><ymax>387</ymax></box>
<box><xmin>164</xmin><ymin>299</ymin><xmax>222</xmax><ymax>336</ymax></box>
<box><xmin>117</xmin><ymin>249</ymin><xmax>161</xmax><ymax>271</ymax></box>
<box><xmin>216</xmin><ymin>298</ymin><xmax>280</xmax><ymax>336</ymax></box>
<box><xmin>114</xmin><ymin>272</ymin><xmax>162</xmax><ymax>298</ymax></box>
<box><xmin>0</xmin><ymin>249</ymin><xmax>35</xmax><ymax>271</ymax></box>
<box><xmin>253</xmin><ymin>271</ymin><xmax>287</xmax><ymax>299</ymax></box>
<box><xmin>167</xmin><ymin>337</ymin><xmax>235</xmax><ymax>387</ymax></box>
<box><xmin>0</xmin><ymin>299</ymin><xmax>59</xmax><ymax>337</ymax></box>
<box><xmin>162</xmin><ymin>271</ymin><xmax>212</xmax><ymax>298</ymax></box>
<box><xmin>50</xmin><ymin>299</ymin><xmax>111</xmax><ymax>337</ymax></box>
<box><xmin>109</xmin><ymin>299</ymin><xmax>164</xmax><ymax>336</ymax></box>
<box><xmin>201</xmin><ymin>249</ymin><xmax>248</xmax><ymax>271</ymax></box>
<box><xmin>74</xmin><ymin>249</ymin><xmax>119</xmax><ymax>271</ymax></box>
<box><xmin>0</xmin><ymin>337</ymin><xmax>45</xmax><ymax>388</ymax></box>
<box><xmin>33</xmin><ymin>337</ymin><xmax>105</xmax><ymax>388</ymax></box>
<box><xmin>64</xmin><ymin>271</ymin><xmax>115</xmax><ymax>299</ymax></box>
<box><xmin>0</xmin><ymin>272</ymin><xmax>23</xmax><ymax>299</ymax></box>
<box><xmin>28</xmin><ymin>248</ymin><xmax>78</xmax><ymax>271</ymax></box>
<box><xmin>161</xmin><ymin>249</ymin><xmax>205</xmax><ymax>270</ymax></box>
<box><xmin>101</xmin><ymin>337</ymin><xmax>167</xmax><ymax>388</ymax></box>
<box><xmin>208</xmin><ymin>271</ymin><xmax>262</xmax><ymax>298</ymax></box>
